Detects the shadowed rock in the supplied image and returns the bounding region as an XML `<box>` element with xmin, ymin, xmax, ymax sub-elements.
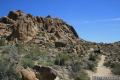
<box><xmin>33</xmin><ymin>66</ymin><xmax>57</xmax><ymax>80</ymax></box>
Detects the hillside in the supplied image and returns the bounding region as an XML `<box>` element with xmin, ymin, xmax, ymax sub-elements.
<box><xmin>0</xmin><ymin>10</ymin><xmax>120</xmax><ymax>80</ymax></box>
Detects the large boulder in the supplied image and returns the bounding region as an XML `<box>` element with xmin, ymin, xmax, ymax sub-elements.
<box><xmin>33</xmin><ymin>66</ymin><xmax>58</xmax><ymax>80</ymax></box>
<box><xmin>21</xmin><ymin>67</ymin><xmax>38</xmax><ymax>80</ymax></box>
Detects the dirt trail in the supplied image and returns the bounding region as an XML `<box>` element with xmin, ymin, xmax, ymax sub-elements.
<box><xmin>95</xmin><ymin>55</ymin><xmax>112</xmax><ymax>76</ymax></box>
<box><xmin>86</xmin><ymin>55</ymin><xmax>113</xmax><ymax>78</ymax></box>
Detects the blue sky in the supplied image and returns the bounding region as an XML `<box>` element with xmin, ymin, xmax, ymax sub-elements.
<box><xmin>0</xmin><ymin>0</ymin><xmax>120</xmax><ymax>43</ymax></box>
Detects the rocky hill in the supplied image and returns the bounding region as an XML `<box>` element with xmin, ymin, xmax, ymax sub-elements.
<box><xmin>0</xmin><ymin>10</ymin><xmax>78</xmax><ymax>42</ymax></box>
<box><xmin>0</xmin><ymin>10</ymin><xmax>120</xmax><ymax>80</ymax></box>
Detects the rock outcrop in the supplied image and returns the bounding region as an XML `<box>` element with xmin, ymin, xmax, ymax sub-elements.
<box><xmin>0</xmin><ymin>10</ymin><xmax>79</xmax><ymax>44</ymax></box>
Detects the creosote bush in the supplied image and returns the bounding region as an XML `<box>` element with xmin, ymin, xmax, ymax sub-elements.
<box><xmin>0</xmin><ymin>46</ymin><xmax>21</xmax><ymax>80</ymax></box>
<box><xmin>85</xmin><ymin>52</ymin><xmax>101</xmax><ymax>71</ymax></box>
<box><xmin>54</xmin><ymin>52</ymin><xmax>70</xmax><ymax>66</ymax></box>
<box><xmin>111</xmin><ymin>63</ymin><xmax>120</xmax><ymax>75</ymax></box>
<box><xmin>74</xmin><ymin>70</ymin><xmax>90</xmax><ymax>80</ymax></box>
<box><xmin>71</xmin><ymin>60</ymin><xmax>82</xmax><ymax>73</ymax></box>
<box><xmin>0</xmin><ymin>39</ymin><xmax>6</xmax><ymax>46</ymax></box>
<box><xmin>20</xmin><ymin>58</ymin><xmax>34</xmax><ymax>68</ymax></box>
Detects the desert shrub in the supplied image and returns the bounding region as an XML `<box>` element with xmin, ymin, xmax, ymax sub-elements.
<box><xmin>54</xmin><ymin>52</ymin><xmax>70</xmax><ymax>66</ymax></box>
<box><xmin>86</xmin><ymin>53</ymin><xmax>101</xmax><ymax>71</ymax></box>
<box><xmin>24</xmin><ymin>48</ymin><xmax>48</xmax><ymax>62</ymax></box>
<box><xmin>0</xmin><ymin>46</ymin><xmax>21</xmax><ymax>80</ymax></box>
<box><xmin>0</xmin><ymin>60</ymin><xmax>21</xmax><ymax>80</ymax></box>
<box><xmin>38</xmin><ymin>59</ymin><xmax>54</xmax><ymax>66</ymax></box>
<box><xmin>0</xmin><ymin>39</ymin><xmax>6</xmax><ymax>46</ymax></box>
<box><xmin>111</xmin><ymin>63</ymin><xmax>120</xmax><ymax>75</ymax></box>
<box><xmin>88</xmin><ymin>53</ymin><xmax>96</xmax><ymax>61</ymax></box>
<box><xmin>20</xmin><ymin>58</ymin><xmax>34</xmax><ymax>68</ymax></box>
<box><xmin>74</xmin><ymin>70</ymin><xmax>90</xmax><ymax>80</ymax></box>
<box><xmin>104</xmin><ymin>61</ymin><xmax>113</xmax><ymax>67</ymax></box>
<box><xmin>24</xmin><ymin>44</ymin><xmax>47</xmax><ymax>59</ymax></box>
<box><xmin>23</xmin><ymin>44</ymin><xmax>54</xmax><ymax>66</ymax></box>
<box><xmin>104</xmin><ymin>61</ymin><xmax>120</xmax><ymax>75</ymax></box>
<box><xmin>87</xmin><ymin>61</ymin><xmax>97</xmax><ymax>71</ymax></box>
<box><xmin>71</xmin><ymin>61</ymin><xmax>82</xmax><ymax>73</ymax></box>
<box><xmin>37</xmin><ymin>54</ymin><xmax>54</xmax><ymax>66</ymax></box>
<box><xmin>24</xmin><ymin>52</ymin><xmax>42</xmax><ymax>61</ymax></box>
<box><xmin>15</xmin><ymin>43</ymin><xmax>29</xmax><ymax>55</ymax></box>
<box><xmin>88</xmin><ymin>53</ymin><xmax>100</xmax><ymax>61</ymax></box>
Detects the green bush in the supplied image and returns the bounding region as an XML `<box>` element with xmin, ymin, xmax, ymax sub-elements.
<box><xmin>38</xmin><ymin>60</ymin><xmax>54</xmax><ymax>66</ymax></box>
<box><xmin>0</xmin><ymin>46</ymin><xmax>21</xmax><ymax>80</ymax></box>
<box><xmin>86</xmin><ymin>53</ymin><xmax>101</xmax><ymax>71</ymax></box>
<box><xmin>104</xmin><ymin>61</ymin><xmax>120</xmax><ymax>75</ymax></box>
<box><xmin>22</xmin><ymin>44</ymin><xmax>54</xmax><ymax>66</ymax></box>
<box><xmin>15</xmin><ymin>43</ymin><xmax>29</xmax><ymax>56</ymax></box>
<box><xmin>0</xmin><ymin>60</ymin><xmax>21</xmax><ymax>80</ymax></box>
<box><xmin>54</xmin><ymin>53</ymin><xmax>70</xmax><ymax>66</ymax></box>
<box><xmin>0</xmin><ymin>39</ymin><xmax>6</xmax><ymax>46</ymax></box>
<box><xmin>71</xmin><ymin>61</ymin><xmax>82</xmax><ymax>73</ymax></box>
<box><xmin>87</xmin><ymin>61</ymin><xmax>97</xmax><ymax>71</ymax></box>
<box><xmin>20</xmin><ymin>58</ymin><xmax>34</xmax><ymax>68</ymax></box>
<box><xmin>104</xmin><ymin>61</ymin><xmax>112</xmax><ymax>67</ymax></box>
<box><xmin>24</xmin><ymin>52</ymin><xmax>41</xmax><ymax>61</ymax></box>
<box><xmin>89</xmin><ymin>54</ymin><xmax>96</xmax><ymax>61</ymax></box>
<box><xmin>74</xmin><ymin>70</ymin><xmax>90</xmax><ymax>80</ymax></box>
<box><xmin>112</xmin><ymin>63</ymin><xmax>120</xmax><ymax>75</ymax></box>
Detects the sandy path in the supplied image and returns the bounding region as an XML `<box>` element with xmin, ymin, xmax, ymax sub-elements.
<box><xmin>86</xmin><ymin>55</ymin><xmax>114</xmax><ymax>79</ymax></box>
<box><xmin>95</xmin><ymin>55</ymin><xmax>112</xmax><ymax>76</ymax></box>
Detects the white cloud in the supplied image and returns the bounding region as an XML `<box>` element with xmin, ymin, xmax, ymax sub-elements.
<box><xmin>82</xmin><ymin>17</ymin><xmax>120</xmax><ymax>23</ymax></box>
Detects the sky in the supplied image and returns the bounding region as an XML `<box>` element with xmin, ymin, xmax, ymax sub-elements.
<box><xmin>0</xmin><ymin>0</ymin><xmax>120</xmax><ymax>43</ymax></box>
